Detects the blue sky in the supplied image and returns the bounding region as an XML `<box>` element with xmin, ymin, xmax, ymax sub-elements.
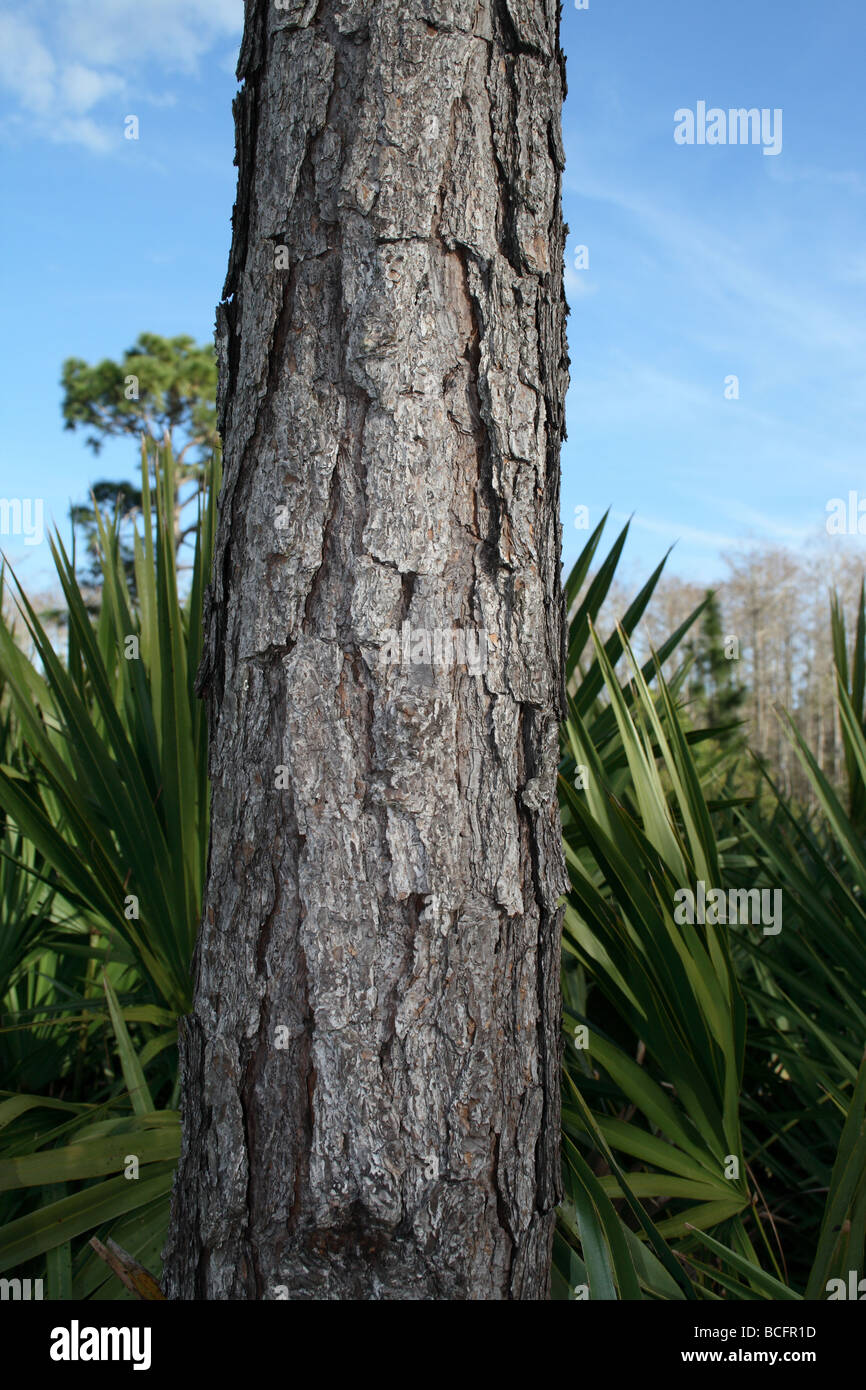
<box><xmin>1</xmin><ymin>0</ymin><xmax>864</xmax><ymax>592</ymax></box>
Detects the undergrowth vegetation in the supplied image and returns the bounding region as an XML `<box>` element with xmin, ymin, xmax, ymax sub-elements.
<box><xmin>0</xmin><ymin>455</ymin><xmax>863</xmax><ymax>1299</ymax></box>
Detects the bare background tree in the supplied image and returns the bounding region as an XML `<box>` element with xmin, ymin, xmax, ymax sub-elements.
<box><xmin>164</xmin><ymin>0</ymin><xmax>569</xmax><ymax>1300</ymax></box>
<box><xmin>602</xmin><ymin>538</ymin><xmax>866</xmax><ymax>804</ymax></box>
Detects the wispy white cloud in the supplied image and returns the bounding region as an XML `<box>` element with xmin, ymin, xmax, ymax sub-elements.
<box><xmin>836</xmin><ymin>250</ymin><xmax>866</xmax><ymax>286</ymax></box>
<box><xmin>610</xmin><ymin>511</ymin><xmax>741</xmax><ymax>550</ymax></box>
<box><xmin>219</xmin><ymin>46</ymin><xmax>242</xmax><ymax>78</ymax></box>
<box><xmin>0</xmin><ymin>13</ymin><xmax>55</xmax><ymax>112</ymax></box>
<box><xmin>53</xmin><ymin>0</ymin><xmax>243</xmax><ymax>74</ymax></box>
<box><xmin>610</xmin><ymin>508</ymin><xmax>818</xmax><ymax>554</ymax></box>
<box><xmin>564</xmin><ymin>263</ymin><xmax>598</xmax><ymax>298</ymax></box>
<box><xmin>564</xmin><ymin>163</ymin><xmax>866</xmax><ymax>355</ymax></box>
<box><xmin>0</xmin><ymin>13</ymin><xmax>122</xmax><ymax>150</ymax></box>
<box><xmin>566</xmin><ymin>359</ymin><xmax>720</xmax><ymax>432</ymax></box>
<box><xmin>705</xmin><ymin>499</ymin><xmax>812</xmax><ymax>544</ymax></box>
<box><xmin>765</xmin><ymin>161</ymin><xmax>865</xmax><ymax>194</ymax></box>
<box><xmin>0</xmin><ymin>1</ymin><xmax>242</xmax><ymax>151</ymax></box>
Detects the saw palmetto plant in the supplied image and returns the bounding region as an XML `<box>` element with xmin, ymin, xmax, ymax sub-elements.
<box><xmin>0</xmin><ymin>443</ymin><xmax>215</xmax><ymax>1296</ymax></box>
<box><xmin>0</xmin><ymin>475</ymin><xmax>863</xmax><ymax>1299</ymax></box>
<box><xmin>554</xmin><ymin>520</ymin><xmax>866</xmax><ymax>1299</ymax></box>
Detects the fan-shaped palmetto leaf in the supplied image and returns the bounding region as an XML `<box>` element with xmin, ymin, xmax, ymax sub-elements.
<box><xmin>560</xmin><ymin>629</ymin><xmax>750</xmax><ymax>1245</ymax></box>
<box><xmin>555</xmin><ymin>523</ymin><xmax>759</xmax><ymax>1299</ymax></box>
<box><xmin>0</xmin><ymin>445</ymin><xmax>207</xmax><ymax>1293</ymax></box>
<box><xmin>0</xmin><ymin>442</ymin><xmax>218</xmax><ymax>1015</ymax></box>
<box><xmin>0</xmin><ymin>973</ymin><xmax>178</xmax><ymax>1290</ymax></box>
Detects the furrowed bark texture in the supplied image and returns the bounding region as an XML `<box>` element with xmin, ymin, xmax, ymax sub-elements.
<box><xmin>164</xmin><ymin>0</ymin><xmax>569</xmax><ymax>1300</ymax></box>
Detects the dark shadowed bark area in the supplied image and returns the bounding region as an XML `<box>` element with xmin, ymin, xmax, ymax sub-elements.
<box><xmin>164</xmin><ymin>0</ymin><xmax>569</xmax><ymax>1300</ymax></box>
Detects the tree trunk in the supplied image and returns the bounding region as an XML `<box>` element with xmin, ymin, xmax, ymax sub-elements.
<box><xmin>164</xmin><ymin>0</ymin><xmax>569</xmax><ymax>1300</ymax></box>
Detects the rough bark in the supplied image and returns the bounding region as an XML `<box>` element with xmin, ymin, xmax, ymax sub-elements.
<box><xmin>164</xmin><ymin>0</ymin><xmax>569</xmax><ymax>1300</ymax></box>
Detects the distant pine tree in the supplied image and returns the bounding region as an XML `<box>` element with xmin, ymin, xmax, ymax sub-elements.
<box><xmin>684</xmin><ymin>590</ymin><xmax>748</xmax><ymax>756</ymax></box>
<box><xmin>62</xmin><ymin>333</ymin><xmax>218</xmax><ymax>594</ymax></box>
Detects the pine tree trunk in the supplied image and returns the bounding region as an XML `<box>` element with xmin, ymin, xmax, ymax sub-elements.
<box><xmin>164</xmin><ymin>0</ymin><xmax>569</xmax><ymax>1300</ymax></box>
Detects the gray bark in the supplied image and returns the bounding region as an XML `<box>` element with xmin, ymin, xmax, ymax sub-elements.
<box><xmin>164</xmin><ymin>0</ymin><xmax>569</xmax><ymax>1300</ymax></box>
